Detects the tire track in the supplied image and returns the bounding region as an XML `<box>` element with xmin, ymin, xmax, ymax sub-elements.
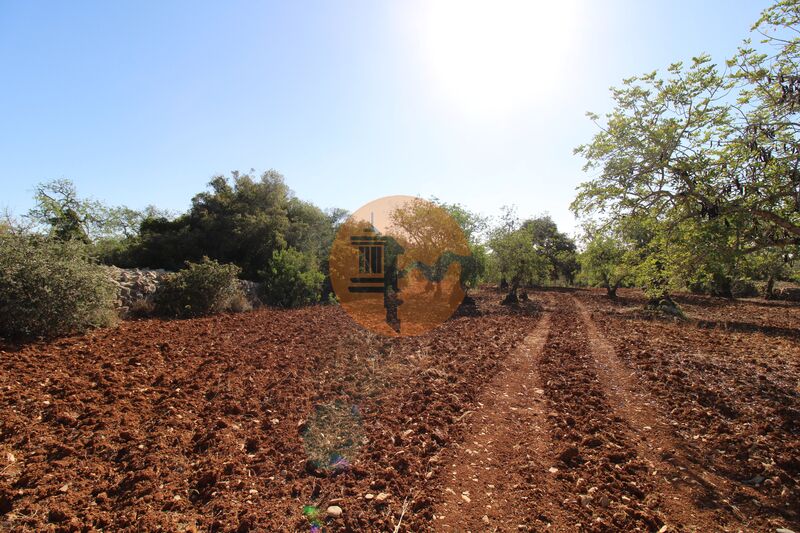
<box><xmin>572</xmin><ymin>295</ymin><xmax>746</xmax><ymax>531</ymax></box>
<box><xmin>433</xmin><ymin>294</ymin><xmax>560</xmax><ymax>532</ymax></box>
<box><xmin>429</xmin><ymin>291</ymin><xmax>752</xmax><ymax>532</ymax></box>
<box><xmin>535</xmin><ymin>293</ymin><xmax>669</xmax><ymax>532</ymax></box>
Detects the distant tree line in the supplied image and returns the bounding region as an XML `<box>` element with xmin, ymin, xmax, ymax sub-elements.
<box><xmin>4</xmin><ymin>171</ymin><xmax>587</xmax><ymax>322</ymax></box>
<box><xmin>486</xmin><ymin>207</ymin><xmax>578</xmax><ymax>303</ymax></box>
<box><xmin>17</xmin><ymin>171</ymin><xmax>342</xmax><ymax>306</ymax></box>
<box><xmin>1</xmin><ymin>171</ymin><xmax>345</xmax><ymax>337</ymax></box>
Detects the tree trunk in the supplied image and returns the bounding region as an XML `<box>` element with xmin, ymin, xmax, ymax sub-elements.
<box><xmin>714</xmin><ymin>273</ymin><xmax>734</xmax><ymax>299</ymax></box>
<box><xmin>606</xmin><ymin>285</ymin><xmax>617</xmax><ymax>299</ymax></box>
<box><xmin>765</xmin><ymin>274</ymin><xmax>775</xmax><ymax>300</ymax></box>
<box><xmin>501</xmin><ymin>280</ymin><xmax>519</xmax><ymax>305</ymax></box>
<box><xmin>603</xmin><ymin>273</ymin><xmax>617</xmax><ymax>299</ymax></box>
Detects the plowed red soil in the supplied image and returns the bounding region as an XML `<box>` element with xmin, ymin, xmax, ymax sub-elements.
<box><xmin>1</xmin><ymin>287</ymin><xmax>798</xmax><ymax>532</ymax></box>
<box><xmin>573</xmin><ymin>289</ymin><xmax>800</xmax><ymax>532</ymax></box>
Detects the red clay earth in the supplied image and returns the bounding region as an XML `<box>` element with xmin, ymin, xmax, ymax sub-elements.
<box><xmin>1</xmin><ymin>287</ymin><xmax>798</xmax><ymax>532</ymax></box>
<box><xmin>574</xmin><ymin>289</ymin><xmax>800</xmax><ymax>531</ymax></box>
<box><xmin>0</xmin><ymin>290</ymin><xmax>538</xmax><ymax>532</ymax></box>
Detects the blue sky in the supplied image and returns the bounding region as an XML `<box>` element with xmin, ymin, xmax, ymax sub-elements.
<box><xmin>0</xmin><ymin>0</ymin><xmax>769</xmax><ymax>235</ymax></box>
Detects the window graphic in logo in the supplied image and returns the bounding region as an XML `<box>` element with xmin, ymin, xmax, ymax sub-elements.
<box><xmin>329</xmin><ymin>195</ymin><xmax>472</xmax><ymax>336</ymax></box>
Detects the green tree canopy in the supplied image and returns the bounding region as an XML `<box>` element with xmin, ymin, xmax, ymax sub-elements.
<box><xmin>573</xmin><ymin>0</ymin><xmax>800</xmax><ymax>296</ymax></box>
<box><xmin>579</xmin><ymin>227</ymin><xmax>631</xmax><ymax>298</ymax></box>
<box><xmin>28</xmin><ymin>179</ymin><xmax>104</xmax><ymax>242</ymax></box>
<box><xmin>521</xmin><ymin>216</ymin><xmax>579</xmax><ymax>284</ymax></box>
<box><xmin>127</xmin><ymin>170</ymin><xmax>339</xmax><ymax>280</ymax></box>
<box><xmin>488</xmin><ymin>209</ymin><xmax>551</xmax><ymax>302</ymax></box>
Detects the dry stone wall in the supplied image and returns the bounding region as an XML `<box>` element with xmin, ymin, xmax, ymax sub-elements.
<box><xmin>105</xmin><ymin>267</ymin><xmax>264</xmax><ymax>317</ymax></box>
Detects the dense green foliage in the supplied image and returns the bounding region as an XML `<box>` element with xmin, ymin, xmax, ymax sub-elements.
<box><xmin>117</xmin><ymin>170</ymin><xmax>341</xmax><ymax>309</ymax></box>
<box><xmin>432</xmin><ymin>199</ymin><xmax>490</xmax><ymax>289</ymax></box>
<box><xmin>573</xmin><ymin>0</ymin><xmax>800</xmax><ymax>299</ymax></box>
<box><xmin>0</xmin><ymin>232</ymin><xmax>117</xmax><ymax>338</ymax></box>
<box><xmin>486</xmin><ymin>207</ymin><xmax>578</xmax><ymax>301</ymax></box>
<box><xmin>462</xmin><ymin>243</ymin><xmax>488</xmax><ymax>289</ymax></box>
<box><xmin>522</xmin><ymin>216</ymin><xmax>579</xmax><ymax>285</ymax></box>
<box><xmin>488</xmin><ymin>209</ymin><xmax>552</xmax><ymax>301</ymax></box>
<box><xmin>492</xmin><ymin>228</ymin><xmax>551</xmax><ymax>291</ymax></box>
<box><xmin>24</xmin><ymin>172</ymin><xmax>342</xmax><ymax>310</ymax></box>
<box><xmin>154</xmin><ymin>257</ymin><xmax>245</xmax><ymax>318</ymax></box>
<box><xmin>579</xmin><ymin>230</ymin><xmax>630</xmax><ymax>298</ymax></box>
<box><xmin>260</xmin><ymin>248</ymin><xmax>325</xmax><ymax>308</ymax></box>
<box><xmin>122</xmin><ymin>170</ymin><xmax>334</xmax><ymax>280</ymax></box>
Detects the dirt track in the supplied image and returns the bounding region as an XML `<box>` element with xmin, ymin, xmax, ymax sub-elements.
<box><xmin>1</xmin><ymin>288</ymin><xmax>798</xmax><ymax>532</ymax></box>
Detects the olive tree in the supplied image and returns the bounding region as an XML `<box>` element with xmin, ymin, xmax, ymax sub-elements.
<box><xmin>580</xmin><ymin>231</ymin><xmax>630</xmax><ymax>298</ymax></box>
<box><xmin>489</xmin><ymin>222</ymin><xmax>551</xmax><ymax>304</ymax></box>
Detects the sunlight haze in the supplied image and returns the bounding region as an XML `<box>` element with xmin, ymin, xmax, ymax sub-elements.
<box><xmin>0</xmin><ymin>1</ymin><xmax>767</xmax><ymax>234</ymax></box>
<box><xmin>416</xmin><ymin>0</ymin><xmax>582</xmax><ymax>117</ymax></box>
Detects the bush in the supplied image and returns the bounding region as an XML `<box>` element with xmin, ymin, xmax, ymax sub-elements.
<box><xmin>128</xmin><ymin>298</ymin><xmax>156</xmax><ymax>318</ymax></box>
<box><xmin>260</xmin><ymin>248</ymin><xmax>324</xmax><ymax>308</ymax></box>
<box><xmin>227</xmin><ymin>292</ymin><xmax>253</xmax><ymax>313</ymax></box>
<box><xmin>0</xmin><ymin>233</ymin><xmax>117</xmax><ymax>338</ymax></box>
<box><xmin>154</xmin><ymin>257</ymin><xmax>244</xmax><ymax>317</ymax></box>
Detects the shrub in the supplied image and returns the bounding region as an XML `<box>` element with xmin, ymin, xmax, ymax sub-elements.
<box><xmin>260</xmin><ymin>248</ymin><xmax>324</xmax><ymax>308</ymax></box>
<box><xmin>128</xmin><ymin>298</ymin><xmax>156</xmax><ymax>318</ymax></box>
<box><xmin>0</xmin><ymin>233</ymin><xmax>117</xmax><ymax>338</ymax></box>
<box><xmin>154</xmin><ymin>257</ymin><xmax>244</xmax><ymax>317</ymax></box>
<box><xmin>227</xmin><ymin>292</ymin><xmax>253</xmax><ymax>313</ymax></box>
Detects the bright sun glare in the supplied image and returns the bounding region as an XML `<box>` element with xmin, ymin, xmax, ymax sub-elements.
<box><xmin>421</xmin><ymin>0</ymin><xmax>579</xmax><ymax>118</ymax></box>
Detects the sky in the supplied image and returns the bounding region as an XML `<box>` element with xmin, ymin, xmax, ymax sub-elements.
<box><xmin>0</xmin><ymin>0</ymin><xmax>771</xmax><ymax>236</ymax></box>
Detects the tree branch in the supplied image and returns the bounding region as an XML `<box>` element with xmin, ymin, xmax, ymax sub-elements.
<box><xmin>752</xmin><ymin>209</ymin><xmax>800</xmax><ymax>237</ymax></box>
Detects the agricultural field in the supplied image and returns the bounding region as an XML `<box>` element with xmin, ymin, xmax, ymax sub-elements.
<box><xmin>3</xmin><ymin>1</ymin><xmax>800</xmax><ymax>531</ymax></box>
<box><xmin>1</xmin><ymin>287</ymin><xmax>797</xmax><ymax>532</ymax></box>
